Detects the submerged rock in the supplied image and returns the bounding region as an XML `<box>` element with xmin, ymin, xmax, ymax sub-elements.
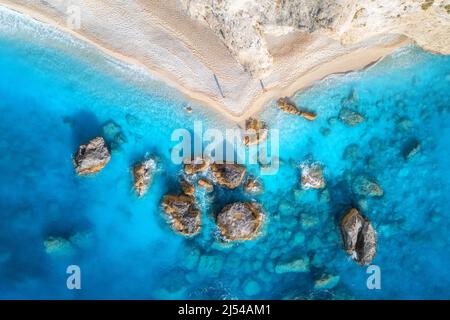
<box><xmin>402</xmin><ymin>138</ymin><xmax>421</xmax><ymax>160</ymax></box>
<box><xmin>133</xmin><ymin>157</ymin><xmax>156</xmax><ymax>197</ymax></box>
<box><xmin>300</xmin><ymin>162</ymin><xmax>325</xmax><ymax>189</ymax></box>
<box><xmin>314</xmin><ymin>274</ymin><xmax>340</xmax><ymax>290</ymax></box>
<box><xmin>339</xmin><ymin>107</ymin><xmax>365</xmax><ymax>126</ymax></box>
<box><xmin>183</xmin><ymin>157</ymin><xmax>210</xmax><ymax>175</ymax></box>
<box><xmin>341</xmin><ymin>208</ymin><xmax>377</xmax><ymax>266</ymax></box>
<box><xmin>161</xmin><ymin>195</ymin><xmax>201</xmax><ymax>236</ymax></box>
<box><xmin>180</xmin><ymin>177</ymin><xmax>195</xmax><ymax>196</ymax></box>
<box><xmin>243</xmin><ymin>117</ymin><xmax>268</xmax><ymax>146</ymax></box>
<box><xmin>352</xmin><ymin>175</ymin><xmax>383</xmax><ymax>197</ymax></box>
<box><xmin>243</xmin><ymin>176</ymin><xmax>264</xmax><ymax>195</ymax></box>
<box><xmin>73</xmin><ymin>137</ymin><xmax>110</xmax><ymax>175</ymax></box>
<box><xmin>197</xmin><ymin>178</ymin><xmax>214</xmax><ymax>192</ymax></box>
<box><xmin>211</xmin><ymin>163</ymin><xmax>246</xmax><ymax>189</ymax></box>
<box><xmin>277</xmin><ymin>97</ymin><xmax>317</xmax><ymax>120</ymax></box>
<box><xmin>43</xmin><ymin>236</ymin><xmax>73</xmax><ymax>254</ymax></box>
<box><xmin>275</xmin><ymin>257</ymin><xmax>310</xmax><ymax>274</ymax></box>
<box><xmin>102</xmin><ymin>121</ymin><xmax>127</xmax><ymax>151</ymax></box>
<box><xmin>216</xmin><ymin>202</ymin><xmax>264</xmax><ymax>241</ymax></box>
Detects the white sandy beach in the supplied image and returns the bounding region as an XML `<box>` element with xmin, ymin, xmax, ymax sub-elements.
<box><xmin>0</xmin><ymin>0</ymin><xmax>414</xmax><ymax>122</ymax></box>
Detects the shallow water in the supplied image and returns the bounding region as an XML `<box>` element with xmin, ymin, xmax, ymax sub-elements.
<box><xmin>0</xmin><ymin>8</ymin><xmax>450</xmax><ymax>299</ymax></box>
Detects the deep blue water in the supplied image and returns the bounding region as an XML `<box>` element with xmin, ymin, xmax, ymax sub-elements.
<box><xmin>0</xmin><ymin>8</ymin><xmax>450</xmax><ymax>299</ymax></box>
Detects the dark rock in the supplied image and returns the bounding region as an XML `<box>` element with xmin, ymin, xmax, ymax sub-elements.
<box><xmin>341</xmin><ymin>208</ymin><xmax>376</xmax><ymax>266</ymax></box>
<box><xmin>216</xmin><ymin>202</ymin><xmax>264</xmax><ymax>241</ymax></box>
<box><xmin>73</xmin><ymin>137</ymin><xmax>110</xmax><ymax>175</ymax></box>
<box><xmin>402</xmin><ymin>138</ymin><xmax>421</xmax><ymax>160</ymax></box>
<box><xmin>161</xmin><ymin>195</ymin><xmax>201</xmax><ymax>236</ymax></box>
<box><xmin>211</xmin><ymin>163</ymin><xmax>246</xmax><ymax>189</ymax></box>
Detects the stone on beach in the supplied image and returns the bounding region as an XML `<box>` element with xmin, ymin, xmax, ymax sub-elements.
<box><xmin>339</xmin><ymin>107</ymin><xmax>365</xmax><ymax>126</ymax></box>
<box><xmin>277</xmin><ymin>97</ymin><xmax>317</xmax><ymax>120</ymax></box>
<box><xmin>340</xmin><ymin>208</ymin><xmax>377</xmax><ymax>266</ymax></box>
<box><xmin>133</xmin><ymin>157</ymin><xmax>156</xmax><ymax>197</ymax></box>
<box><xmin>211</xmin><ymin>163</ymin><xmax>246</xmax><ymax>189</ymax></box>
<box><xmin>183</xmin><ymin>157</ymin><xmax>210</xmax><ymax>175</ymax></box>
<box><xmin>300</xmin><ymin>162</ymin><xmax>325</xmax><ymax>189</ymax></box>
<box><xmin>352</xmin><ymin>175</ymin><xmax>383</xmax><ymax>197</ymax></box>
<box><xmin>243</xmin><ymin>176</ymin><xmax>264</xmax><ymax>195</ymax></box>
<box><xmin>73</xmin><ymin>137</ymin><xmax>110</xmax><ymax>175</ymax></box>
<box><xmin>216</xmin><ymin>202</ymin><xmax>264</xmax><ymax>241</ymax></box>
<box><xmin>161</xmin><ymin>194</ymin><xmax>201</xmax><ymax>236</ymax></box>
<box><xmin>243</xmin><ymin>117</ymin><xmax>268</xmax><ymax>146</ymax></box>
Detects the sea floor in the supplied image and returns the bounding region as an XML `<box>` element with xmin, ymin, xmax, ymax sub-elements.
<box><xmin>0</xmin><ymin>8</ymin><xmax>450</xmax><ymax>299</ymax></box>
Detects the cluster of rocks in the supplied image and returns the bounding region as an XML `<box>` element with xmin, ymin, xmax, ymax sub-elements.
<box><xmin>277</xmin><ymin>97</ymin><xmax>317</xmax><ymax>121</ymax></box>
<box><xmin>73</xmin><ymin>135</ymin><xmax>158</xmax><ymax>197</ymax></box>
<box><xmin>242</xmin><ymin>117</ymin><xmax>268</xmax><ymax>146</ymax></box>
<box><xmin>161</xmin><ymin>158</ymin><xmax>265</xmax><ymax>240</ymax></box>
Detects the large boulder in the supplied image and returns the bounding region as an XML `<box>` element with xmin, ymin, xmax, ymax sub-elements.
<box><xmin>161</xmin><ymin>195</ymin><xmax>201</xmax><ymax>236</ymax></box>
<box><xmin>352</xmin><ymin>175</ymin><xmax>383</xmax><ymax>197</ymax></box>
<box><xmin>133</xmin><ymin>158</ymin><xmax>156</xmax><ymax>197</ymax></box>
<box><xmin>341</xmin><ymin>208</ymin><xmax>377</xmax><ymax>266</ymax></box>
<box><xmin>73</xmin><ymin>137</ymin><xmax>110</xmax><ymax>175</ymax></box>
<box><xmin>243</xmin><ymin>118</ymin><xmax>268</xmax><ymax>146</ymax></box>
<box><xmin>300</xmin><ymin>162</ymin><xmax>325</xmax><ymax>189</ymax></box>
<box><xmin>211</xmin><ymin>163</ymin><xmax>246</xmax><ymax>189</ymax></box>
<box><xmin>216</xmin><ymin>202</ymin><xmax>264</xmax><ymax>241</ymax></box>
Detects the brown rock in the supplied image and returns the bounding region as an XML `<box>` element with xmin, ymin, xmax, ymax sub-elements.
<box><xmin>180</xmin><ymin>178</ymin><xmax>195</xmax><ymax>196</ymax></box>
<box><xmin>183</xmin><ymin>157</ymin><xmax>210</xmax><ymax>175</ymax></box>
<box><xmin>211</xmin><ymin>163</ymin><xmax>246</xmax><ymax>189</ymax></box>
<box><xmin>341</xmin><ymin>208</ymin><xmax>377</xmax><ymax>266</ymax></box>
<box><xmin>73</xmin><ymin>137</ymin><xmax>110</xmax><ymax>175</ymax></box>
<box><xmin>277</xmin><ymin>97</ymin><xmax>317</xmax><ymax>121</ymax></box>
<box><xmin>161</xmin><ymin>194</ymin><xmax>201</xmax><ymax>236</ymax></box>
<box><xmin>133</xmin><ymin>158</ymin><xmax>156</xmax><ymax>197</ymax></box>
<box><xmin>300</xmin><ymin>162</ymin><xmax>325</xmax><ymax>189</ymax></box>
<box><xmin>243</xmin><ymin>176</ymin><xmax>264</xmax><ymax>195</ymax></box>
<box><xmin>198</xmin><ymin>178</ymin><xmax>214</xmax><ymax>192</ymax></box>
<box><xmin>243</xmin><ymin>118</ymin><xmax>268</xmax><ymax>146</ymax></box>
<box><xmin>217</xmin><ymin>202</ymin><xmax>264</xmax><ymax>241</ymax></box>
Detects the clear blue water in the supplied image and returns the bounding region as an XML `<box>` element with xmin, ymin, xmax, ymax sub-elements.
<box><xmin>1</xmin><ymin>8</ymin><xmax>450</xmax><ymax>299</ymax></box>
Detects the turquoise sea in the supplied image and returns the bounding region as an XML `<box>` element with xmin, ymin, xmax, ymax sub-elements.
<box><xmin>0</xmin><ymin>8</ymin><xmax>449</xmax><ymax>299</ymax></box>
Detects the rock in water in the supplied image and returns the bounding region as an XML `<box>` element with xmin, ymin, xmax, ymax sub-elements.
<box><xmin>73</xmin><ymin>137</ymin><xmax>110</xmax><ymax>175</ymax></box>
<box><xmin>402</xmin><ymin>138</ymin><xmax>421</xmax><ymax>160</ymax></box>
<box><xmin>277</xmin><ymin>98</ymin><xmax>317</xmax><ymax>121</ymax></box>
<box><xmin>243</xmin><ymin>118</ymin><xmax>268</xmax><ymax>146</ymax></box>
<box><xmin>275</xmin><ymin>257</ymin><xmax>310</xmax><ymax>273</ymax></box>
<box><xmin>339</xmin><ymin>107</ymin><xmax>365</xmax><ymax>126</ymax></box>
<box><xmin>180</xmin><ymin>177</ymin><xmax>195</xmax><ymax>196</ymax></box>
<box><xmin>243</xmin><ymin>176</ymin><xmax>264</xmax><ymax>195</ymax></box>
<box><xmin>211</xmin><ymin>163</ymin><xmax>246</xmax><ymax>189</ymax></box>
<box><xmin>341</xmin><ymin>208</ymin><xmax>376</xmax><ymax>266</ymax></box>
<box><xmin>300</xmin><ymin>162</ymin><xmax>325</xmax><ymax>189</ymax></box>
<box><xmin>352</xmin><ymin>175</ymin><xmax>383</xmax><ymax>197</ymax></box>
<box><xmin>161</xmin><ymin>195</ymin><xmax>201</xmax><ymax>236</ymax></box>
<box><xmin>183</xmin><ymin>157</ymin><xmax>210</xmax><ymax>175</ymax></box>
<box><xmin>133</xmin><ymin>158</ymin><xmax>156</xmax><ymax>197</ymax></box>
<box><xmin>216</xmin><ymin>202</ymin><xmax>264</xmax><ymax>241</ymax></box>
<box><xmin>197</xmin><ymin>178</ymin><xmax>214</xmax><ymax>192</ymax></box>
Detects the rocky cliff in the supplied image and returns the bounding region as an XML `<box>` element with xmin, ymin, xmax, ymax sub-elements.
<box><xmin>180</xmin><ymin>0</ymin><xmax>450</xmax><ymax>77</ymax></box>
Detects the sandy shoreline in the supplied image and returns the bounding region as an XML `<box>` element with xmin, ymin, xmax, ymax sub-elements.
<box><xmin>0</xmin><ymin>1</ymin><xmax>412</xmax><ymax>122</ymax></box>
